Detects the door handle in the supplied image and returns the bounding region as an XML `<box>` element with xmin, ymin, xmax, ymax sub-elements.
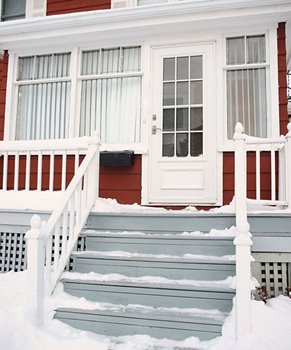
<box><xmin>152</xmin><ymin>125</ymin><xmax>161</xmax><ymax>135</ymax></box>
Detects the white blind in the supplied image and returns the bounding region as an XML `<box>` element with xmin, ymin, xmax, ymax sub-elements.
<box><xmin>16</xmin><ymin>53</ymin><xmax>71</xmax><ymax>140</ymax></box>
<box><xmin>80</xmin><ymin>46</ymin><xmax>142</xmax><ymax>143</ymax></box>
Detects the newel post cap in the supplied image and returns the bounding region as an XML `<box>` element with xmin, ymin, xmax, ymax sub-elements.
<box><xmin>25</xmin><ymin>215</ymin><xmax>43</xmax><ymax>239</ymax></box>
<box><xmin>233</xmin><ymin>122</ymin><xmax>245</xmax><ymax>140</ymax></box>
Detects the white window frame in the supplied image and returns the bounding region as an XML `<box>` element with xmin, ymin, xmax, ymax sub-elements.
<box><xmin>220</xmin><ymin>26</ymin><xmax>279</xmax><ymax>150</ymax></box>
<box><xmin>4</xmin><ymin>44</ymin><xmax>146</xmax><ymax>153</ymax></box>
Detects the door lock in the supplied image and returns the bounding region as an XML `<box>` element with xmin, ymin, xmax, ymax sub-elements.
<box><xmin>152</xmin><ymin>125</ymin><xmax>161</xmax><ymax>135</ymax></box>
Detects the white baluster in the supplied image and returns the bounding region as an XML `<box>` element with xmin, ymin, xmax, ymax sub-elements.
<box><xmin>37</xmin><ymin>152</ymin><xmax>42</xmax><ymax>191</ymax></box>
<box><xmin>286</xmin><ymin>121</ymin><xmax>291</xmax><ymax>209</ymax></box>
<box><xmin>3</xmin><ymin>152</ymin><xmax>8</xmax><ymax>190</ymax></box>
<box><xmin>271</xmin><ymin>145</ymin><xmax>276</xmax><ymax>201</ymax></box>
<box><xmin>256</xmin><ymin>146</ymin><xmax>260</xmax><ymax>200</ymax></box>
<box><xmin>14</xmin><ymin>152</ymin><xmax>19</xmax><ymax>190</ymax></box>
<box><xmin>61</xmin><ymin>151</ymin><xmax>67</xmax><ymax>191</ymax></box>
<box><xmin>49</xmin><ymin>151</ymin><xmax>54</xmax><ymax>191</ymax></box>
<box><xmin>25</xmin><ymin>152</ymin><xmax>31</xmax><ymax>191</ymax></box>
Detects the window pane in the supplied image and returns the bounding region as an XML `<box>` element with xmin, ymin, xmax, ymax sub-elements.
<box><xmin>18</xmin><ymin>56</ymin><xmax>34</xmax><ymax>81</ymax></box>
<box><xmin>190</xmin><ymin>56</ymin><xmax>202</xmax><ymax>79</ymax></box>
<box><xmin>163</xmin><ymin>58</ymin><xmax>175</xmax><ymax>81</ymax></box>
<box><xmin>53</xmin><ymin>54</ymin><xmax>70</xmax><ymax>78</ymax></box>
<box><xmin>227</xmin><ymin>68</ymin><xmax>267</xmax><ymax>138</ymax></box>
<box><xmin>176</xmin><ymin>108</ymin><xmax>188</xmax><ymax>131</ymax></box>
<box><xmin>81</xmin><ymin>50</ymin><xmax>99</xmax><ymax>75</ymax></box>
<box><xmin>162</xmin><ymin>133</ymin><xmax>174</xmax><ymax>157</ymax></box>
<box><xmin>190</xmin><ymin>81</ymin><xmax>202</xmax><ymax>104</ymax></box>
<box><xmin>176</xmin><ymin>133</ymin><xmax>188</xmax><ymax>157</ymax></box>
<box><xmin>123</xmin><ymin>47</ymin><xmax>141</xmax><ymax>72</ymax></box>
<box><xmin>16</xmin><ymin>82</ymin><xmax>71</xmax><ymax>140</ymax></box>
<box><xmin>163</xmin><ymin>82</ymin><xmax>175</xmax><ymax>106</ymax></box>
<box><xmin>35</xmin><ymin>55</ymin><xmax>52</xmax><ymax>79</ymax></box>
<box><xmin>177</xmin><ymin>57</ymin><xmax>188</xmax><ymax>80</ymax></box>
<box><xmin>176</xmin><ymin>82</ymin><xmax>188</xmax><ymax>105</ymax></box>
<box><xmin>79</xmin><ymin>77</ymin><xmax>141</xmax><ymax>143</ymax></box>
<box><xmin>101</xmin><ymin>48</ymin><xmax>120</xmax><ymax>74</ymax></box>
<box><xmin>163</xmin><ymin>109</ymin><xmax>175</xmax><ymax>131</ymax></box>
<box><xmin>2</xmin><ymin>0</ymin><xmax>25</xmax><ymax>21</ymax></box>
<box><xmin>226</xmin><ymin>37</ymin><xmax>245</xmax><ymax>65</ymax></box>
<box><xmin>247</xmin><ymin>35</ymin><xmax>266</xmax><ymax>64</ymax></box>
<box><xmin>190</xmin><ymin>133</ymin><xmax>203</xmax><ymax>156</ymax></box>
<box><xmin>190</xmin><ymin>107</ymin><xmax>203</xmax><ymax>131</ymax></box>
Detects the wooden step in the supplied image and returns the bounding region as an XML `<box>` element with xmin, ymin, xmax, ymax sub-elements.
<box><xmin>82</xmin><ymin>231</ymin><xmax>235</xmax><ymax>256</ymax></box>
<box><xmin>54</xmin><ymin>307</ymin><xmax>224</xmax><ymax>341</ymax></box>
<box><xmin>71</xmin><ymin>252</ymin><xmax>235</xmax><ymax>281</ymax></box>
<box><xmin>62</xmin><ymin>277</ymin><xmax>235</xmax><ymax>312</ymax></box>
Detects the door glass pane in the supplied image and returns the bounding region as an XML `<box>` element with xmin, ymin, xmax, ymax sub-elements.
<box><xmin>190</xmin><ymin>56</ymin><xmax>202</xmax><ymax>79</ymax></box>
<box><xmin>176</xmin><ymin>133</ymin><xmax>188</xmax><ymax>157</ymax></box>
<box><xmin>190</xmin><ymin>133</ymin><xmax>203</xmax><ymax>156</ymax></box>
<box><xmin>163</xmin><ymin>133</ymin><xmax>174</xmax><ymax>157</ymax></box>
<box><xmin>226</xmin><ymin>37</ymin><xmax>245</xmax><ymax>65</ymax></box>
<box><xmin>176</xmin><ymin>82</ymin><xmax>188</xmax><ymax>105</ymax></box>
<box><xmin>177</xmin><ymin>57</ymin><xmax>188</xmax><ymax>80</ymax></box>
<box><xmin>190</xmin><ymin>107</ymin><xmax>203</xmax><ymax>131</ymax></box>
<box><xmin>163</xmin><ymin>58</ymin><xmax>175</xmax><ymax>81</ymax></box>
<box><xmin>163</xmin><ymin>83</ymin><xmax>175</xmax><ymax>106</ymax></box>
<box><xmin>190</xmin><ymin>81</ymin><xmax>202</xmax><ymax>104</ymax></box>
<box><xmin>176</xmin><ymin>108</ymin><xmax>188</xmax><ymax>131</ymax></box>
<box><xmin>163</xmin><ymin>109</ymin><xmax>175</xmax><ymax>131</ymax></box>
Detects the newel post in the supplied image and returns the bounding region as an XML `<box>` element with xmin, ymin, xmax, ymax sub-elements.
<box><xmin>233</xmin><ymin>122</ymin><xmax>253</xmax><ymax>338</ymax></box>
<box><xmin>286</xmin><ymin>121</ymin><xmax>291</xmax><ymax>210</ymax></box>
<box><xmin>25</xmin><ymin>215</ymin><xmax>45</xmax><ymax>326</ymax></box>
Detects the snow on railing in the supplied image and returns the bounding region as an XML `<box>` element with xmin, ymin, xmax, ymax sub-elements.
<box><xmin>233</xmin><ymin>121</ymin><xmax>291</xmax><ymax>338</ymax></box>
<box><xmin>25</xmin><ymin>135</ymin><xmax>100</xmax><ymax>325</ymax></box>
<box><xmin>0</xmin><ymin>138</ymin><xmax>92</xmax><ymax>191</ymax></box>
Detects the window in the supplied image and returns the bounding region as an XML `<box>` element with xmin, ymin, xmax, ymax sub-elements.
<box><xmin>79</xmin><ymin>46</ymin><xmax>142</xmax><ymax>143</ymax></box>
<box><xmin>226</xmin><ymin>35</ymin><xmax>267</xmax><ymax>138</ymax></box>
<box><xmin>16</xmin><ymin>53</ymin><xmax>71</xmax><ymax>140</ymax></box>
<box><xmin>1</xmin><ymin>0</ymin><xmax>26</xmax><ymax>21</ymax></box>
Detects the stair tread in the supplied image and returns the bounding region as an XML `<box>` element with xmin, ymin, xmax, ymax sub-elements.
<box><xmin>72</xmin><ymin>251</ymin><xmax>235</xmax><ymax>264</ymax></box>
<box><xmin>55</xmin><ymin>306</ymin><xmax>226</xmax><ymax>325</ymax></box>
<box><xmin>61</xmin><ymin>275</ymin><xmax>235</xmax><ymax>292</ymax></box>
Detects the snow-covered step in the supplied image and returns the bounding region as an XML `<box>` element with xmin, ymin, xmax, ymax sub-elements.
<box><xmin>54</xmin><ymin>306</ymin><xmax>225</xmax><ymax>341</ymax></box>
<box><xmin>61</xmin><ymin>276</ymin><xmax>235</xmax><ymax>312</ymax></box>
<box><xmin>71</xmin><ymin>252</ymin><xmax>236</xmax><ymax>281</ymax></box>
<box><xmin>82</xmin><ymin>230</ymin><xmax>235</xmax><ymax>256</ymax></box>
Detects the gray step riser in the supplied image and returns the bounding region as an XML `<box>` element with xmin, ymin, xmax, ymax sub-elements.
<box><xmin>73</xmin><ymin>258</ymin><xmax>235</xmax><ymax>280</ymax></box>
<box><xmin>85</xmin><ymin>236</ymin><xmax>235</xmax><ymax>256</ymax></box>
<box><xmin>86</xmin><ymin>213</ymin><xmax>291</xmax><ymax>234</ymax></box>
<box><xmin>63</xmin><ymin>282</ymin><xmax>235</xmax><ymax>312</ymax></box>
<box><xmin>54</xmin><ymin>311</ymin><xmax>221</xmax><ymax>341</ymax></box>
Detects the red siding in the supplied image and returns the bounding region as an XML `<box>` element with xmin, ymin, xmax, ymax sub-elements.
<box><xmin>99</xmin><ymin>155</ymin><xmax>142</xmax><ymax>204</ymax></box>
<box><xmin>222</xmin><ymin>22</ymin><xmax>287</xmax><ymax>205</ymax></box>
<box><xmin>0</xmin><ymin>51</ymin><xmax>8</xmax><ymax>141</ymax></box>
<box><xmin>47</xmin><ymin>0</ymin><xmax>111</xmax><ymax>16</ymax></box>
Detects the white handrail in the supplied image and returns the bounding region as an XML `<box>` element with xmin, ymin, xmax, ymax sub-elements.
<box><xmin>25</xmin><ymin>135</ymin><xmax>100</xmax><ymax>324</ymax></box>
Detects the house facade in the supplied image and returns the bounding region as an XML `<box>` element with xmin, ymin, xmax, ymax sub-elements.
<box><xmin>0</xmin><ymin>0</ymin><xmax>290</xmax><ymax>207</ymax></box>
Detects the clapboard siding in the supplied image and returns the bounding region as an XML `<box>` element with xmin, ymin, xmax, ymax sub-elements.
<box><xmin>47</xmin><ymin>0</ymin><xmax>111</xmax><ymax>16</ymax></box>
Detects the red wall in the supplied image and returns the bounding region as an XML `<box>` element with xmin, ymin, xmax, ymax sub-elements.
<box><xmin>222</xmin><ymin>22</ymin><xmax>288</xmax><ymax>205</ymax></box>
<box><xmin>47</xmin><ymin>0</ymin><xmax>111</xmax><ymax>16</ymax></box>
<box><xmin>0</xmin><ymin>51</ymin><xmax>8</xmax><ymax>141</ymax></box>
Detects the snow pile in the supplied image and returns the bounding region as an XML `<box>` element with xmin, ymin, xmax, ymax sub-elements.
<box><xmin>0</xmin><ymin>271</ymin><xmax>291</xmax><ymax>350</ymax></box>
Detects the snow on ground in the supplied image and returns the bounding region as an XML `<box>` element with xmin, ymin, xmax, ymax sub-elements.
<box><xmin>0</xmin><ymin>271</ymin><xmax>291</xmax><ymax>350</ymax></box>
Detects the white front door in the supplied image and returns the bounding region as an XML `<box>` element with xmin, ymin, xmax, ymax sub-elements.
<box><xmin>148</xmin><ymin>43</ymin><xmax>217</xmax><ymax>205</ymax></box>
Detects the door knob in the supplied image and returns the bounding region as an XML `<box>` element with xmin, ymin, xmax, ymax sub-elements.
<box><xmin>152</xmin><ymin>125</ymin><xmax>161</xmax><ymax>135</ymax></box>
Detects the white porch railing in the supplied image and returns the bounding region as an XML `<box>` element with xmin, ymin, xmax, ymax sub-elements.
<box><xmin>24</xmin><ymin>136</ymin><xmax>100</xmax><ymax>325</ymax></box>
<box><xmin>0</xmin><ymin>138</ymin><xmax>93</xmax><ymax>191</ymax></box>
<box><xmin>233</xmin><ymin>121</ymin><xmax>291</xmax><ymax>338</ymax></box>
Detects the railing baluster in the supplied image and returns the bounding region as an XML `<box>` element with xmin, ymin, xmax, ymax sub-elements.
<box><xmin>271</xmin><ymin>145</ymin><xmax>276</xmax><ymax>201</ymax></box>
<box><xmin>256</xmin><ymin>146</ymin><xmax>261</xmax><ymax>200</ymax></box>
<box><xmin>61</xmin><ymin>205</ymin><xmax>68</xmax><ymax>258</ymax></box>
<box><xmin>14</xmin><ymin>152</ymin><xmax>19</xmax><ymax>190</ymax></box>
<box><xmin>53</xmin><ymin>223</ymin><xmax>60</xmax><ymax>275</ymax></box>
<box><xmin>61</xmin><ymin>151</ymin><xmax>67</xmax><ymax>191</ymax></box>
<box><xmin>25</xmin><ymin>152</ymin><xmax>31</xmax><ymax>191</ymax></box>
<box><xmin>49</xmin><ymin>151</ymin><xmax>54</xmax><ymax>191</ymax></box>
<box><xmin>2</xmin><ymin>152</ymin><xmax>8</xmax><ymax>190</ymax></box>
<box><xmin>45</xmin><ymin>234</ymin><xmax>53</xmax><ymax>284</ymax></box>
<box><xmin>37</xmin><ymin>152</ymin><xmax>42</xmax><ymax>191</ymax></box>
<box><xmin>74</xmin><ymin>150</ymin><xmax>79</xmax><ymax>175</ymax></box>
<box><xmin>69</xmin><ymin>196</ymin><xmax>75</xmax><ymax>241</ymax></box>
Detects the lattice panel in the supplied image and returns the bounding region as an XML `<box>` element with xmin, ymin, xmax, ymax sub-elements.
<box><xmin>252</xmin><ymin>253</ymin><xmax>291</xmax><ymax>298</ymax></box>
<box><xmin>0</xmin><ymin>231</ymin><xmax>86</xmax><ymax>273</ymax></box>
